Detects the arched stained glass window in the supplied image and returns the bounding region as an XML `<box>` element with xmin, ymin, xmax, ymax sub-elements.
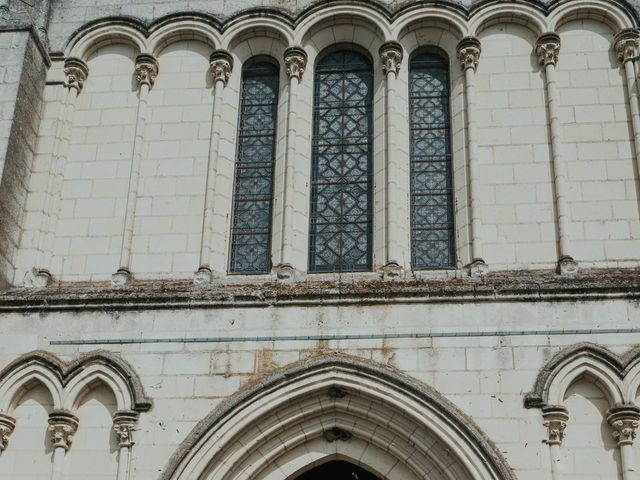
<box><xmin>409</xmin><ymin>52</ymin><xmax>455</xmax><ymax>269</ymax></box>
<box><xmin>309</xmin><ymin>49</ymin><xmax>373</xmax><ymax>273</ymax></box>
<box><xmin>229</xmin><ymin>60</ymin><xmax>279</xmax><ymax>274</ymax></box>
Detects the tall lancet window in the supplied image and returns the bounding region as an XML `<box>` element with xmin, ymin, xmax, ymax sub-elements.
<box><xmin>229</xmin><ymin>59</ymin><xmax>279</xmax><ymax>274</ymax></box>
<box><xmin>409</xmin><ymin>51</ymin><xmax>455</xmax><ymax>269</ymax></box>
<box><xmin>309</xmin><ymin>48</ymin><xmax>373</xmax><ymax>273</ymax></box>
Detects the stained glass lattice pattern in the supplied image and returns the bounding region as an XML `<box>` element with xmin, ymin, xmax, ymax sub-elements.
<box><xmin>309</xmin><ymin>50</ymin><xmax>373</xmax><ymax>272</ymax></box>
<box><xmin>409</xmin><ymin>53</ymin><xmax>455</xmax><ymax>269</ymax></box>
<box><xmin>229</xmin><ymin>62</ymin><xmax>279</xmax><ymax>274</ymax></box>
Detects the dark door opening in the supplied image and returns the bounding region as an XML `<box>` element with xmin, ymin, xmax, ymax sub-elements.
<box><xmin>294</xmin><ymin>460</ymin><xmax>381</xmax><ymax>480</ymax></box>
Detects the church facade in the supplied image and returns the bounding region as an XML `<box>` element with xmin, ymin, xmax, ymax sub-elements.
<box><xmin>1</xmin><ymin>0</ymin><xmax>640</xmax><ymax>478</ymax></box>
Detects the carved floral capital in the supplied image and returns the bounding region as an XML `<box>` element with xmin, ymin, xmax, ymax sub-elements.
<box><xmin>542</xmin><ymin>406</ymin><xmax>569</xmax><ymax>446</ymax></box>
<box><xmin>536</xmin><ymin>33</ymin><xmax>561</xmax><ymax>67</ymax></box>
<box><xmin>113</xmin><ymin>410</ymin><xmax>139</xmax><ymax>448</ymax></box>
<box><xmin>209</xmin><ymin>50</ymin><xmax>234</xmax><ymax>86</ymax></box>
<box><xmin>284</xmin><ymin>46</ymin><xmax>308</xmax><ymax>81</ymax></box>
<box><xmin>63</xmin><ymin>57</ymin><xmax>89</xmax><ymax>94</ymax></box>
<box><xmin>48</xmin><ymin>411</ymin><xmax>79</xmax><ymax>451</ymax></box>
<box><xmin>379</xmin><ymin>41</ymin><xmax>403</xmax><ymax>77</ymax></box>
<box><xmin>0</xmin><ymin>413</ymin><xmax>16</xmax><ymax>456</ymax></box>
<box><xmin>457</xmin><ymin>37</ymin><xmax>482</xmax><ymax>72</ymax></box>
<box><xmin>607</xmin><ymin>406</ymin><xmax>640</xmax><ymax>446</ymax></box>
<box><xmin>615</xmin><ymin>29</ymin><xmax>640</xmax><ymax>64</ymax></box>
<box><xmin>135</xmin><ymin>53</ymin><xmax>159</xmax><ymax>89</ymax></box>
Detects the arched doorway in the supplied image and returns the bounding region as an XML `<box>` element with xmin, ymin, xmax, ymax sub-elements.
<box><xmin>161</xmin><ymin>354</ymin><xmax>516</xmax><ymax>480</ymax></box>
<box><xmin>295</xmin><ymin>461</ymin><xmax>381</xmax><ymax>480</ymax></box>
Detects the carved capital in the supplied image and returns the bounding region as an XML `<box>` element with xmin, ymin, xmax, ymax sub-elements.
<box><xmin>209</xmin><ymin>50</ymin><xmax>234</xmax><ymax>86</ymax></box>
<box><xmin>64</xmin><ymin>57</ymin><xmax>89</xmax><ymax>93</ymax></box>
<box><xmin>135</xmin><ymin>53</ymin><xmax>159</xmax><ymax>89</ymax></box>
<box><xmin>379</xmin><ymin>41</ymin><xmax>403</xmax><ymax>77</ymax></box>
<box><xmin>0</xmin><ymin>413</ymin><xmax>16</xmax><ymax>456</ymax></box>
<box><xmin>536</xmin><ymin>33</ymin><xmax>561</xmax><ymax>67</ymax></box>
<box><xmin>457</xmin><ymin>37</ymin><xmax>482</xmax><ymax>72</ymax></box>
<box><xmin>284</xmin><ymin>46</ymin><xmax>308</xmax><ymax>81</ymax></box>
<box><xmin>323</xmin><ymin>427</ymin><xmax>352</xmax><ymax>443</ymax></box>
<box><xmin>48</xmin><ymin>411</ymin><xmax>79</xmax><ymax>451</ymax></box>
<box><xmin>113</xmin><ymin>410</ymin><xmax>139</xmax><ymax>448</ymax></box>
<box><xmin>615</xmin><ymin>29</ymin><xmax>640</xmax><ymax>64</ymax></box>
<box><xmin>542</xmin><ymin>406</ymin><xmax>569</xmax><ymax>446</ymax></box>
<box><xmin>608</xmin><ymin>405</ymin><xmax>640</xmax><ymax>446</ymax></box>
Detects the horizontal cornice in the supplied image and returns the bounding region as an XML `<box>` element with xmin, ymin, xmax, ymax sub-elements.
<box><xmin>0</xmin><ymin>268</ymin><xmax>639</xmax><ymax>312</ymax></box>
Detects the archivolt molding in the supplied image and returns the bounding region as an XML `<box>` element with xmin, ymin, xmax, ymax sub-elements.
<box><xmin>160</xmin><ymin>354</ymin><xmax>516</xmax><ymax>480</ymax></box>
<box><xmin>525</xmin><ymin>343</ymin><xmax>640</xmax><ymax>409</ymax></box>
<box><xmin>62</xmin><ymin>0</ymin><xmax>638</xmax><ymax>65</ymax></box>
<box><xmin>469</xmin><ymin>3</ymin><xmax>548</xmax><ymax>36</ymax></box>
<box><xmin>0</xmin><ymin>350</ymin><xmax>152</xmax><ymax>414</ymax></box>
<box><xmin>548</xmin><ymin>0</ymin><xmax>635</xmax><ymax>33</ymax></box>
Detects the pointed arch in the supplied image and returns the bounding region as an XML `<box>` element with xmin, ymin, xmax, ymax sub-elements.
<box><xmin>0</xmin><ymin>350</ymin><xmax>151</xmax><ymax>415</ymax></box>
<box><xmin>524</xmin><ymin>343</ymin><xmax>636</xmax><ymax>409</ymax></box>
<box><xmin>160</xmin><ymin>354</ymin><xmax>516</xmax><ymax>480</ymax></box>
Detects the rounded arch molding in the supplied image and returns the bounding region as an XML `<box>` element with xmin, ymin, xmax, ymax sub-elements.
<box><xmin>160</xmin><ymin>354</ymin><xmax>517</xmax><ymax>480</ymax></box>
<box><xmin>0</xmin><ymin>350</ymin><xmax>152</xmax><ymax>413</ymax></box>
<box><xmin>61</xmin><ymin>0</ymin><xmax>639</xmax><ymax>59</ymax></box>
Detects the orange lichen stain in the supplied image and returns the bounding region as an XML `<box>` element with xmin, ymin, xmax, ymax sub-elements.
<box><xmin>379</xmin><ymin>338</ymin><xmax>395</xmax><ymax>365</ymax></box>
<box><xmin>257</xmin><ymin>349</ymin><xmax>277</xmax><ymax>374</ymax></box>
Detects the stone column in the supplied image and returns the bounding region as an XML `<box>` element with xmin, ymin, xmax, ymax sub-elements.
<box><xmin>48</xmin><ymin>410</ymin><xmax>78</xmax><ymax>480</ymax></box>
<box><xmin>274</xmin><ymin>46</ymin><xmax>307</xmax><ymax>281</ymax></box>
<box><xmin>0</xmin><ymin>413</ymin><xmax>16</xmax><ymax>456</ymax></box>
<box><xmin>34</xmin><ymin>57</ymin><xmax>89</xmax><ymax>287</ymax></box>
<box><xmin>542</xmin><ymin>405</ymin><xmax>569</xmax><ymax>480</ymax></box>
<box><xmin>608</xmin><ymin>405</ymin><xmax>640</xmax><ymax>480</ymax></box>
<box><xmin>536</xmin><ymin>33</ymin><xmax>578</xmax><ymax>276</ymax></box>
<box><xmin>113</xmin><ymin>410</ymin><xmax>138</xmax><ymax>480</ymax></box>
<box><xmin>457</xmin><ymin>37</ymin><xmax>488</xmax><ymax>277</ymax></box>
<box><xmin>195</xmin><ymin>50</ymin><xmax>233</xmax><ymax>285</ymax></box>
<box><xmin>615</xmin><ymin>29</ymin><xmax>640</xmax><ymax>220</ymax></box>
<box><xmin>112</xmin><ymin>54</ymin><xmax>159</xmax><ymax>287</ymax></box>
<box><xmin>379</xmin><ymin>41</ymin><xmax>406</xmax><ymax>278</ymax></box>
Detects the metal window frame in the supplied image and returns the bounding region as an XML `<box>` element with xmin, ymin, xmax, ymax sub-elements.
<box><xmin>228</xmin><ymin>58</ymin><xmax>280</xmax><ymax>274</ymax></box>
<box><xmin>409</xmin><ymin>50</ymin><xmax>456</xmax><ymax>270</ymax></box>
<box><xmin>308</xmin><ymin>47</ymin><xmax>374</xmax><ymax>273</ymax></box>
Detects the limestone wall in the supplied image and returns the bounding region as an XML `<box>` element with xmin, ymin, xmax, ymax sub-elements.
<box><xmin>0</xmin><ymin>297</ymin><xmax>639</xmax><ymax>479</ymax></box>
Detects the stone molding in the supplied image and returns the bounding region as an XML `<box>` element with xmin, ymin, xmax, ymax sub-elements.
<box><xmin>60</xmin><ymin>1</ymin><xmax>639</xmax><ymax>61</ymax></box>
<box><xmin>63</xmin><ymin>57</ymin><xmax>89</xmax><ymax>93</ymax></box>
<box><xmin>284</xmin><ymin>46</ymin><xmax>307</xmax><ymax>81</ymax></box>
<box><xmin>0</xmin><ymin>350</ymin><xmax>152</xmax><ymax>412</ymax></box>
<box><xmin>607</xmin><ymin>405</ymin><xmax>640</xmax><ymax>446</ymax></box>
<box><xmin>536</xmin><ymin>32</ymin><xmax>561</xmax><ymax>67</ymax></box>
<box><xmin>615</xmin><ymin>28</ymin><xmax>640</xmax><ymax>64</ymax></box>
<box><xmin>48</xmin><ymin>410</ymin><xmax>79</xmax><ymax>451</ymax></box>
<box><xmin>379</xmin><ymin>41</ymin><xmax>403</xmax><ymax>76</ymax></box>
<box><xmin>159</xmin><ymin>353</ymin><xmax>517</xmax><ymax>480</ymax></box>
<box><xmin>525</xmin><ymin>343</ymin><xmax>640</xmax><ymax>409</ymax></box>
<box><xmin>0</xmin><ymin>413</ymin><xmax>15</xmax><ymax>456</ymax></box>
<box><xmin>134</xmin><ymin>53</ymin><xmax>159</xmax><ymax>89</ymax></box>
<box><xmin>209</xmin><ymin>50</ymin><xmax>233</xmax><ymax>86</ymax></box>
<box><xmin>113</xmin><ymin>410</ymin><xmax>139</xmax><ymax>448</ymax></box>
<box><xmin>2</xmin><ymin>268</ymin><xmax>640</xmax><ymax>311</ymax></box>
<box><xmin>456</xmin><ymin>37</ymin><xmax>481</xmax><ymax>72</ymax></box>
<box><xmin>542</xmin><ymin>405</ymin><xmax>569</xmax><ymax>446</ymax></box>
